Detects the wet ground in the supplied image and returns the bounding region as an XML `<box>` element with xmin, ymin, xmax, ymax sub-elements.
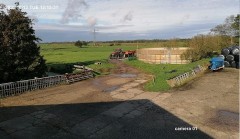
<box><xmin>114</xmin><ymin>73</ymin><xmax>137</xmax><ymax>78</ymax></box>
<box><xmin>217</xmin><ymin>110</ymin><xmax>239</xmax><ymax>126</ymax></box>
<box><xmin>0</xmin><ymin>61</ymin><xmax>239</xmax><ymax>139</ymax></box>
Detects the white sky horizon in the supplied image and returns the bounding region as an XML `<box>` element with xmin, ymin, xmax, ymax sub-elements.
<box><xmin>1</xmin><ymin>0</ymin><xmax>239</xmax><ymax>42</ymax></box>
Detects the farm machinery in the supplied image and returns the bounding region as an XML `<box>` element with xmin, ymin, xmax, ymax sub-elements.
<box><xmin>109</xmin><ymin>48</ymin><xmax>136</xmax><ymax>59</ymax></box>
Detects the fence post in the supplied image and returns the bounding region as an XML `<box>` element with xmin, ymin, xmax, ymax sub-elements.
<box><xmin>0</xmin><ymin>84</ymin><xmax>2</xmax><ymax>99</ymax></box>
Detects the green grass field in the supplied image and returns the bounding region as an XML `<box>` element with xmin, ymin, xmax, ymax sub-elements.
<box><xmin>40</xmin><ymin>42</ymin><xmax>187</xmax><ymax>64</ymax></box>
<box><xmin>40</xmin><ymin>43</ymin><xmax>157</xmax><ymax>74</ymax></box>
<box><xmin>40</xmin><ymin>43</ymin><xmax>160</xmax><ymax>63</ymax></box>
<box><xmin>40</xmin><ymin>42</ymin><xmax>209</xmax><ymax>92</ymax></box>
<box><xmin>125</xmin><ymin>59</ymin><xmax>209</xmax><ymax>92</ymax></box>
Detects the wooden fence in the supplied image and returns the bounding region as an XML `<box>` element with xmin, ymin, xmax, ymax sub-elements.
<box><xmin>0</xmin><ymin>70</ymin><xmax>94</xmax><ymax>98</ymax></box>
<box><xmin>167</xmin><ymin>65</ymin><xmax>206</xmax><ymax>87</ymax></box>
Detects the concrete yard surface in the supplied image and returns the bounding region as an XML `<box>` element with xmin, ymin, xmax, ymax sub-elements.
<box><xmin>0</xmin><ymin>61</ymin><xmax>239</xmax><ymax>139</ymax></box>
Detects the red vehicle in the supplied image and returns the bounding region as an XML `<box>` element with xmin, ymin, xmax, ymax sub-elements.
<box><xmin>109</xmin><ymin>48</ymin><xmax>125</xmax><ymax>59</ymax></box>
<box><xmin>109</xmin><ymin>48</ymin><xmax>136</xmax><ymax>59</ymax></box>
<box><xmin>124</xmin><ymin>50</ymin><xmax>136</xmax><ymax>58</ymax></box>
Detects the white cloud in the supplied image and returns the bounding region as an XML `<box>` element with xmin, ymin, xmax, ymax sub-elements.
<box><xmin>1</xmin><ymin>0</ymin><xmax>239</xmax><ymax>41</ymax></box>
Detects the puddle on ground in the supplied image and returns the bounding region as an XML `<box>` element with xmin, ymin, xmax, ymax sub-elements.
<box><xmin>103</xmin><ymin>86</ymin><xmax>120</xmax><ymax>93</ymax></box>
<box><xmin>115</xmin><ymin>73</ymin><xmax>137</xmax><ymax>78</ymax></box>
<box><xmin>217</xmin><ymin>110</ymin><xmax>239</xmax><ymax>124</ymax></box>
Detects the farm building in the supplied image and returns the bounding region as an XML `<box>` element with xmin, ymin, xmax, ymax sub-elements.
<box><xmin>137</xmin><ymin>47</ymin><xmax>190</xmax><ymax>64</ymax></box>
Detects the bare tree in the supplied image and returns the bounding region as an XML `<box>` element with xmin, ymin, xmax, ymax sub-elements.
<box><xmin>211</xmin><ymin>15</ymin><xmax>238</xmax><ymax>44</ymax></box>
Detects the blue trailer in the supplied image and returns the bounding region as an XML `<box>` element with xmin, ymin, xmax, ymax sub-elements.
<box><xmin>209</xmin><ymin>57</ymin><xmax>224</xmax><ymax>71</ymax></box>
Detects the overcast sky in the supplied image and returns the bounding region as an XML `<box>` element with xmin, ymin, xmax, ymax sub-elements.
<box><xmin>1</xmin><ymin>0</ymin><xmax>239</xmax><ymax>42</ymax></box>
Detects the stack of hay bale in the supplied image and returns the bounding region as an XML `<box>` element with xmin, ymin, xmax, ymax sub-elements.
<box><xmin>221</xmin><ymin>46</ymin><xmax>239</xmax><ymax>69</ymax></box>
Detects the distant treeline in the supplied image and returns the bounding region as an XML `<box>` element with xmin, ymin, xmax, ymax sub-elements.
<box><xmin>40</xmin><ymin>39</ymin><xmax>191</xmax><ymax>44</ymax></box>
<box><xmin>101</xmin><ymin>39</ymin><xmax>190</xmax><ymax>43</ymax></box>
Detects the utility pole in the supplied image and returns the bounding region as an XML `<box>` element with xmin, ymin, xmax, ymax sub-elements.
<box><xmin>137</xmin><ymin>41</ymin><xmax>139</xmax><ymax>57</ymax></box>
<box><xmin>93</xmin><ymin>28</ymin><xmax>96</xmax><ymax>46</ymax></box>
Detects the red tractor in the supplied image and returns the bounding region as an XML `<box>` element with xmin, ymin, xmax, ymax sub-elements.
<box><xmin>124</xmin><ymin>50</ymin><xmax>136</xmax><ymax>58</ymax></box>
<box><xmin>109</xmin><ymin>48</ymin><xmax>125</xmax><ymax>59</ymax></box>
<box><xmin>109</xmin><ymin>48</ymin><xmax>136</xmax><ymax>59</ymax></box>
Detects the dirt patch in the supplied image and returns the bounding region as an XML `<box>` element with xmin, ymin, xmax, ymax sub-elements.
<box><xmin>109</xmin><ymin>60</ymin><xmax>141</xmax><ymax>74</ymax></box>
<box><xmin>217</xmin><ymin>110</ymin><xmax>239</xmax><ymax>124</ymax></box>
<box><xmin>103</xmin><ymin>86</ymin><xmax>121</xmax><ymax>93</ymax></box>
<box><xmin>98</xmin><ymin>68</ymin><xmax>111</xmax><ymax>73</ymax></box>
<box><xmin>206</xmin><ymin>110</ymin><xmax>239</xmax><ymax>132</ymax></box>
<box><xmin>114</xmin><ymin>73</ymin><xmax>137</xmax><ymax>78</ymax></box>
<box><xmin>174</xmin><ymin>80</ymin><xmax>195</xmax><ymax>91</ymax></box>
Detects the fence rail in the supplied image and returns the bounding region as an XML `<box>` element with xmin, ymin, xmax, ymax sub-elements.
<box><xmin>0</xmin><ymin>70</ymin><xmax>94</xmax><ymax>98</ymax></box>
<box><xmin>167</xmin><ymin>65</ymin><xmax>206</xmax><ymax>87</ymax></box>
<box><xmin>65</xmin><ymin>70</ymin><xmax>94</xmax><ymax>84</ymax></box>
<box><xmin>0</xmin><ymin>75</ymin><xmax>65</xmax><ymax>98</ymax></box>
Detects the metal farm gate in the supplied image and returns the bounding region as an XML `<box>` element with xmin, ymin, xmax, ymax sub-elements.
<box><xmin>0</xmin><ymin>70</ymin><xmax>94</xmax><ymax>98</ymax></box>
<box><xmin>0</xmin><ymin>75</ymin><xmax>65</xmax><ymax>98</ymax></box>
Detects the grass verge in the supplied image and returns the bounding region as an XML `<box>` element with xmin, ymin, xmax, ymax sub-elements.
<box><xmin>125</xmin><ymin>59</ymin><xmax>210</xmax><ymax>92</ymax></box>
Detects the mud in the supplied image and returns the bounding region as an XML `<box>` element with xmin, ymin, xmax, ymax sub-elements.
<box><xmin>114</xmin><ymin>73</ymin><xmax>137</xmax><ymax>78</ymax></box>
<box><xmin>217</xmin><ymin>110</ymin><xmax>239</xmax><ymax>124</ymax></box>
<box><xmin>206</xmin><ymin>110</ymin><xmax>239</xmax><ymax>133</ymax></box>
<box><xmin>103</xmin><ymin>85</ymin><xmax>121</xmax><ymax>93</ymax></box>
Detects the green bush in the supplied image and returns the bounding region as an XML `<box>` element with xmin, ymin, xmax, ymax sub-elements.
<box><xmin>181</xmin><ymin>35</ymin><xmax>231</xmax><ymax>62</ymax></box>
